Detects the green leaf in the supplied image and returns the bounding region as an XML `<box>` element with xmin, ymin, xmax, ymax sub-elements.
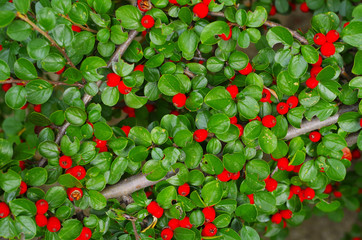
<box><xmin>128</xmin><ymin>126</ymin><xmax>152</xmax><ymax>147</ymax></box>
<box><xmin>41</xmin><ymin>53</ymin><xmax>65</xmax><ymax>72</ymax></box>
<box><xmin>246</xmin><ymin>6</ymin><xmax>267</xmax><ymax>27</ymax></box>
<box><xmin>156</xmin><ymin>186</ymin><xmax>177</xmax><ymax>209</ymax></box>
<box><xmin>15</xmin><ymin>216</ymin><xmax>36</xmax><ymax>239</ymax></box>
<box><xmin>116</xmin><ymin>5</ymin><xmax>142</xmax><ymax>30</ymax></box>
<box><xmin>0</xmin><ymin>217</ymin><xmax>18</xmax><ymax>239</ymax></box>
<box><xmin>58</xmin><ymin>174</ymin><xmax>83</xmax><ymax>188</ymax></box>
<box><xmin>223</xmin><ymin>152</ymin><xmax>246</xmax><ymax>173</ymax></box>
<box><xmin>158</xmin><ymin>74</ymin><xmax>182</xmax><ymax>96</ymax></box>
<box><xmin>5</xmin><ymin>85</ymin><xmax>26</xmax><ymax>109</ymax></box>
<box><xmin>93</xmin><ymin>0</ymin><xmax>111</xmax><ymax>14</ymax></box>
<box><xmin>299</xmin><ymin>160</ymin><xmax>318</xmax><ymax>182</ymax></box>
<box><xmin>14</xmin><ymin>0</ymin><xmax>31</xmax><ymax>14</ymax></box>
<box><xmin>288</xmin><ymin>55</ymin><xmax>308</xmax><ymax>79</ymax></box>
<box><xmin>201</xmin><ymin>180</ymin><xmax>223</xmax><ymax>206</ymax></box>
<box><xmin>301</xmin><ymin>45</ymin><xmax>319</xmax><ymax>64</ymax></box>
<box><xmin>259</xmin><ymin>127</ymin><xmax>277</xmax><ymax>154</ymax></box>
<box><xmin>7</xmin><ymin>20</ymin><xmax>32</xmax><ymax>41</ymax></box>
<box><xmin>240</xmin><ymin>226</ymin><xmax>260</xmax><ymax>240</ymax></box>
<box><xmin>0</xmin><ymin>11</ymin><xmax>16</xmax><ymax>28</ymax></box>
<box><xmin>58</xmin><ymin>219</ymin><xmax>82</xmax><ymax>240</ymax></box>
<box><xmin>37</xmin><ymin>7</ymin><xmax>57</xmax><ymax>31</ymax></box>
<box><xmin>237</xmin><ymin>96</ymin><xmax>259</xmax><ymax>119</ymax></box>
<box><xmin>316</xmin><ymin>200</ymin><xmax>341</xmax><ymax>212</ymax></box>
<box><xmin>53</xmin><ymin>24</ymin><xmax>74</xmax><ymax>47</ymax></box>
<box><xmin>228</xmin><ymin>51</ymin><xmax>249</xmax><ymax>71</ymax></box>
<box><xmin>65</xmin><ymin>107</ymin><xmax>87</xmax><ymax>126</ymax></box>
<box><xmin>89</xmin><ymin>190</ymin><xmax>107</xmax><ymax>210</ymax></box>
<box><xmin>325</xmin><ymin>158</ymin><xmax>346</xmax><ymax>181</ymax></box>
<box><xmin>174</xmin><ymin>227</ymin><xmax>195</xmax><ymax>240</ymax></box>
<box><xmin>0</xmin><ymin>170</ymin><xmax>21</xmax><ymax>192</ymax></box>
<box><xmin>14</xmin><ymin>58</ymin><xmax>37</xmax><ymax>80</ymax></box>
<box><xmin>124</xmin><ymin>92</ymin><xmax>148</xmax><ymax>109</ymax></box>
<box><xmin>277</xmin><ymin>70</ymin><xmax>299</xmax><ymax>95</ymax></box>
<box><xmin>352</xmin><ymin>50</ymin><xmax>362</xmax><ymax>75</ymax></box>
<box><xmin>80</xmin><ymin>57</ymin><xmax>107</xmax><ymax>82</ymax></box>
<box><xmin>338</xmin><ymin>112</ymin><xmax>361</xmax><ymax>133</ymax></box>
<box><xmin>254</xmin><ymin>191</ymin><xmax>276</xmax><ymax>214</ymax></box>
<box><xmin>52</xmin><ymin>0</ymin><xmax>72</xmax><ymax>14</ymax></box>
<box><xmin>9</xmin><ymin>199</ymin><xmax>37</xmax><ymax>216</ymax></box>
<box><xmin>235</xmin><ymin>204</ymin><xmax>257</xmax><ymax>222</ymax></box>
<box><xmin>246</xmin><ymin>159</ymin><xmax>270</xmax><ymax>180</ymax></box>
<box><xmin>27</xmin><ymin>38</ymin><xmax>50</xmax><ymax>60</ymax></box>
<box><xmin>207</xmin><ymin>113</ymin><xmax>230</xmax><ymax>134</ymax></box>
<box><xmin>342</xmin><ymin>21</ymin><xmax>362</xmax><ymax>48</ymax></box>
<box><xmin>24</xmin><ymin>167</ymin><xmax>48</xmax><ymax>186</ymax></box>
<box><xmin>45</xmin><ymin>186</ymin><xmax>67</xmax><ymax>208</ymax></box>
<box><xmin>322</xmin><ymin>134</ymin><xmax>347</xmax><ymax>151</ymax></box>
<box><xmin>94</xmin><ymin>122</ymin><xmax>113</xmax><ymax>140</ymax></box>
<box><xmin>178</xmin><ymin>29</ymin><xmax>199</xmax><ymax>56</ymax></box>
<box><xmin>200</xmin><ymin>21</ymin><xmax>230</xmax><ymax>45</ymax></box>
<box><xmin>25</xmin><ymin>80</ymin><xmax>53</xmax><ymax>105</ymax></box>
<box><xmin>266</xmin><ymin>26</ymin><xmax>293</xmax><ymax>47</ymax></box>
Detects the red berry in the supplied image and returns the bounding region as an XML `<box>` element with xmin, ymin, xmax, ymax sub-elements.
<box><xmin>172</xmin><ymin>93</ymin><xmax>187</xmax><ymax>108</ymax></box>
<box><xmin>326</xmin><ymin>30</ymin><xmax>339</xmax><ymax>43</ymax></box>
<box><xmin>35</xmin><ymin>214</ymin><xmax>48</xmax><ymax>227</ymax></box>
<box><xmin>93</xmin><ymin>137</ymin><xmax>107</xmax><ymax>148</ymax></box>
<box><xmin>98</xmin><ymin>146</ymin><xmax>108</xmax><ymax>153</ymax></box>
<box><xmin>16</xmin><ymin>82</ymin><xmax>25</xmax><ymax>86</ymax></box>
<box><xmin>293</xmin><ymin>164</ymin><xmax>302</xmax><ymax>173</ymax></box>
<box><xmin>107</xmin><ymin>73</ymin><xmax>121</xmax><ymax>87</ymax></box>
<box><xmin>123</xmin><ymin>106</ymin><xmax>136</xmax><ymax>117</ymax></box>
<box><xmin>288</xmin><ymin>190</ymin><xmax>294</xmax><ymax>200</ymax></box>
<box><xmin>277</xmin><ymin>102</ymin><xmax>289</xmax><ymax>115</ymax></box>
<box><xmin>352</xmin><ymin>149</ymin><xmax>361</xmax><ymax>159</ymax></box>
<box><xmin>262</xmin><ymin>115</ymin><xmax>277</xmax><ymax>128</ymax></box>
<box><xmin>71</xmin><ymin>25</ymin><xmax>81</xmax><ymax>33</ymax></box>
<box><xmin>280</xmin><ymin>209</ymin><xmax>293</xmax><ymax>219</ymax></box>
<box><xmin>121</xmin><ymin>126</ymin><xmax>131</xmax><ymax>137</ymax></box>
<box><xmin>141</xmin><ymin>15</ymin><xmax>155</xmax><ymax>29</ymax></box>
<box><xmin>304</xmin><ymin>187</ymin><xmax>315</xmax><ymax>200</ymax></box>
<box><xmin>36</xmin><ymin>199</ymin><xmax>49</xmax><ymax>215</ymax></box>
<box><xmin>249</xmin><ymin>116</ymin><xmax>261</xmax><ymax>122</ymax></box>
<box><xmin>169</xmin><ymin>0</ymin><xmax>178</xmax><ymax>4</ymax></box>
<box><xmin>290</xmin><ymin>185</ymin><xmax>301</xmax><ymax>195</ymax></box>
<box><xmin>310</xmin><ymin>66</ymin><xmax>323</xmax><ymax>77</ymax></box>
<box><xmin>34</xmin><ymin>104</ymin><xmax>41</xmax><ymax>113</ymax></box>
<box><xmin>234</xmin><ymin>123</ymin><xmax>244</xmax><ymax>137</ymax></box>
<box><xmin>239</xmin><ymin>63</ymin><xmax>252</xmax><ymax>75</ymax></box>
<box><xmin>59</xmin><ymin>156</ymin><xmax>72</xmax><ymax>169</ymax></box>
<box><xmin>341</xmin><ymin>147</ymin><xmax>352</xmax><ymax>161</ymax></box>
<box><xmin>178</xmin><ymin>183</ymin><xmax>190</xmax><ymax>196</ymax></box>
<box><xmin>0</xmin><ymin>45</ymin><xmax>2</xmax><ymax>51</ymax></box>
<box><xmin>161</xmin><ymin>228</ymin><xmax>173</xmax><ymax>240</ymax></box>
<box><xmin>247</xmin><ymin>194</ymin><xmax>254</xmax><ymax>204</ymax></box>
<box><xmin>360</xmin><ymin>118</ymin><xmax>362</xmax><ymax>128</ymax></box>
<box><xmin>19</xmin><ymin>181</ymin><xmax>27</xmax><ymax>194</ymax></box>
<box><xmin>312</xmin><ymin>55</ymin><xmax>323</xmax><ymax>67</ymax></box>
<box><xmin>271</xmin><ymin>213</ymin><xmax>282</xmax><ymax>224</ymax></box>
<box><xmin>170</xmin><ymin>110</ymin><xmax>179</xmax><ymax>116</ymax></box>
<box><xmin>202</xmin><ymin>223</ymin><xmax>217</xmax><ymax>236</ymax></box>
<box><xmin>324</xmin><ymin>184</ymin><xmax>333</xmax><ymax>194</ymax></box>
<box><xmin>289</xmin><ymin>1</ymin><xmax>296</xmax><ymax>10</ymax></box>
<box><xmin>2</xmin><ymin>83</ymin><xmax>12</xmax><ymax>92</ymax></box>
<box><xmin>146</xmin><ymin>104</ymin><xmax>155</xmax><ymax>112</ymax></box>
<box><xmin>230</xmin><ymin>171</ymin><xmax>240</xmax><ymax>180</ymax></box>
<box><xmin>202</xmin><ymin>207</ymin><xmax>215</xmax><ymax>223</ymax></box>
<box><xmin>260</xmin><ymin>89</ymin><xmax>271</xmax><ymax>102</ymax></box>
<box><xmin>67</xmin><ymin>187</ymin><xmax>83</xmax><ymax>201</ymax></box>
<box><xmin>118</xmin><ymin>81</ymin><xmax>132</xmax><ymax>95</ymax></box>
<box><xmin>203</xmin><ymin>0</ymin><xmax>213</xmax><ymax>5</ymax></box>
<box><xmin>65</xmin><ymin>166</ymin><xmax>86</xmax><ymax>180</ymax></box>
<box><xmin>0</xmin><ymin>202</ymin><xmax>10</xmax><ymax>218</ymax></box>
<box><xmin>309</xmin><ymin>131</ymin><xmax>321</xmax><ymax>142</ymax></box>
<box><xmin>300</xmin><ymin>2</ymin><xmax>309</xmax><ymax>12</ymax></box>
<box><xmin>179</xmin><ymin>216</ymin><xmax>192</xmax><ymax>229</ymax></box>
<box><xmin>320</xmin><ymin>42</ymin><xmax>335</xmax><ymax>57</ymax></box>
<box><xmin>193</xmin><ymin>3</ymin><xmax>209</xmax><ymax>18</ymax></box>
<box><xmin>137</xmin><ymin>0</ymin><xmax>151</xmax><ymax>11</ymax></box>
<box><xmin>134</xmin><ymin>64</ymin><xmax>144</xmax><ymax>72</ymax></box>
<box><xmin>47</xmin><ymin>217</ymin><xmax>61</xmax><ymax>232</ymax></box>
<box><xmin>56</xmin><ymin>66</ymin><xmax>65</xmax><ymax>75</ymax></box>
<box><xmin>265</xmin><ymin>177</ymin><xmax>278</xmax><ymax>192</ymax></box>
<box><xmin>277</xmin><ymin>158</ymin><xmax>289</xmax><ymax>171</ymax></box>
<box><xmin>21</xmin><ymin>102</ymin><xmax>29</xmax><ymax>110</ymax></box>
<box><xmin>217</xmin><ymin>169</ymin><xmax>231</xmax><ymax>182</ymax></box>
<box><xmin>226</xmin><ymin>85</ymin><xmax>238</xmax><ymax>99</ymax></box>
<box><xmin>343</xmin><ymin>22</ymin><xmax>350</xmax><ymax>28</ymax></box>
<box><xmin>147</xmin><ymin>201</ymin><xmax>164</xmax><ymax>218</ymax></box>
<box><xmin>313</xmin><ymin>33</ymin><xmax>326</xmax><ymax>45</ymax></box>
<box><xmin>193</xmin><ymin>129</ymin><xmax>208</xmax><ymax>142</ymax></box>
<box><xmin>306</xmin><ymin>77</ymin><xmax>319</xmax><ymax>89</ymax></box>
<box><xmin>219</xmin><ymin>27</ymin><xmax>232</xmax><ymax>41</ymax></box>
<box><xmin>75</xmin><ymin>227</ymin><xmax>92</xmax><ymax>240</ymax></box>
<box><xmin>229</xmin><ymin>116</ymin><xmax>237</xmax><ymax>124</ymax></box>
<box><xmin>287</xmin><ymin>96</ymin><xmax>298</xmax><ymax>108</ymax></box>
<box><xmin>269</xmin><ymin>5</ymin><xmax>277</xmax><ymax>16</ymax></box>
<box><xmin>168</xmin><ymin>219</ymin><xmax>180</xmax><ymax>230</ymax></box>
<box><xmin>19</xmin><ymin>160</ymin><xmax>26</xmax><ymax>170</ymax></box>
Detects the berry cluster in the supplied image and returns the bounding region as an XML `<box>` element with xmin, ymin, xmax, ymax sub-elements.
<box><xmin>271</xmin><ymin>209</ymin><xmax>293</xmax><ymax>226</ymax></box>
<box><xmin>217</xmin><ymin>168</ymin><xmax>240</xmax><ymax>182</ymax></box>
<box><xmin>313</xmin><ymin>30</ymin><xmax>339</xmax><ymax>57</ymax></box>
<box><xmin>288</xmin><ymin>185</ymin><xmax>315</xmax><ymax>202</ymax></box>
<box><xmin>106</xmin><ymin>73</ymin><xmax>132</xmax><ymax>95</ymax></box>
<box><xmin>192</xmin><ymin>0</ymin><xmax>212</xmax><ymax>19</ymax></box>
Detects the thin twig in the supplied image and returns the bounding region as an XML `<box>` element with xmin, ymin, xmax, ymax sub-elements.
<box><xmin>0</xmin><ymin>78</ymin><xmax>83</xmax><ymax>88</ymax></box>
<box><xmin>61</xmin><ymin>14</ymin><xmax>97</xmax><ymax>33</ymax></box>
<box><xmin>16</xmin><ymin>12</ymin><xmax>76</xmax><ymax>69</ymax></box>
<box><xmin>123</xmin><ymin>214</ymin><xmax>140</xmax><ymax>240</ymax></box>
<box><xmin>184</xmin><ymin>68</ymin><xmax>195</xmax><ymax>78</ymax></box>
<box><xmin>107</xmin><ymin>30</ymin><xmax>138</xmax><ymax>68</ymax></box>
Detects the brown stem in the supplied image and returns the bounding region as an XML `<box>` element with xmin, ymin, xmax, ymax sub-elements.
<box><xmin>184</xmin><ymin>68</ymin><xmax>195</xmax><ymax>78</ymax></box>
<box><xmin>123</xmin><ymin>214</ymin><xmax>140</xmax><ymax>240</ymax></box>
<box><xmin>16</xmin><ymin>12</ymin><xmax>76</xmax><ymax>69</ymax></box>
<box><xmin>0</xmin><ymin>78</ymin><xmax>83</xmax><ymax>88</ymax></box>
<box><xmin>61</xmin><ymin>14</ymin><xmax>97</xmax><ymax>33</ymax></box>
<box><xmin>107</xmin><ymin>30</ymin><xmax>138</xmax><ymax>68</ymax></box>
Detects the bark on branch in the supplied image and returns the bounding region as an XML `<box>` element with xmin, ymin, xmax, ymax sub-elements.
<box><xmin>0</xmin><ymin>78</ymin><xmax>83</xmax><ymax>88</ymax></box>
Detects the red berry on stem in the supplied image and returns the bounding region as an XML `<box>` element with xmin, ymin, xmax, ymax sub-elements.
<box><xmin>161</xmin><ymin>228</ymin><xmax>173</xmax><ymax>240</ymax></box>
<box><xmin>247</xmin><ymin>194</ymin><xmax>254</xmax><ymax>204</ymax></box>
<box><xmin>146</xmin><ymin>104</ymin><xmax>155</xmax><ymax>112</ymax></box>
<box><xmin>343</xmin><ymin>22</ymin><xmax>350</xmax><ymax>28</ymax></box>
<box><xmin>320</xmin><ymin>42</ymin><xmax>335</xmax><ymax>57</ymax></box>
<box><xmin>67</xmin><ymin>187</ymin><xmax>83</xmax><ymax>201</ymax></box>
<box><xmin>230</xmin><ymin>171</ymin><xmax>240</xmax><ymax>180</ymax></box>
<box><xmin>290</xmin><ymin>185</ymin><xmax>301</xmax><ymax>194</ymax></box>
<box><xmin>239</xmin><ymin>63</ymin><xmax>252</xmax><ymax>75</ymax></box>
<box><xmin>234</xmin><ymin>123</ymin><xmax>244</xmax><ymax>137</ymax></box>
<box><xmin>310</xmin><ymin>66</ymin><xmax>323</xmax><ymax>77</ymax></box>
<box><xmin>313</xmin><ymin>33</ymin><xmax>326</xmax><ymax>45</ymax></box>
<box><xmin>123</xmin><ymin>106</ymin><xmax>136</xmax><ymax>117</ymax></box>
<box><xmin>170</xmin><ymin>110</ymin><xmax>179</xmax><ymax>116</ymax></box>
<box><xmin>93</xmin><ymin>137</ymin><xmax>107</xmax><ymax>148</ymax></box>
<box><xmin>36</xmin><ymin>199</ymin><xmax>49</xmax><ymax>214</ymax></box>
<box><xmin>47</xmin><ymin>217</ymin><xmax>61</xmax><ymax>232</ymax></box>
<box><xmin>287</xmin><ymin>96</ymin><xmax>298</xmax><ymax>108</ymax></box>
<box><xmin>147</xmin><ymin>201</ymin><xmax>164</xmax><ymax>218</ymax></box>
<box><xmin>0</xmin><ymin>202</ymin><xmax>10</xmax><ymax>218</ymax></box>
<box><xmin>226</xmin><ymin>85</ymin><xmax>238</xmax><ymax>99</ymax></box>
<box><xmin>202</xmin><ymin>223</ymin><xmax>217</xmax><ymax>236</ymax></box>
<box><xmin>193</xmin><ymin>3</ymin><xmax>209</xmax><ymax>18</ymax></box>
<box><xmin>324</xmin><ymin>184</ymin><xmax>333</xmax><ymax>194</ymax></box>
<box><xmin>309</xmin><ymin>131</ymin><xmax>321</xmax><ymax>142</ymax></box>
<box><xmin>229</xmin><ymin>116</ymin><xmax>237</xmax><ymax>124</ymax></box>
<box><xmin>65</xmin><ymin>166</ymin><xmax>86</xmax><ymax>180</ymax></box>
<box><xmin>271</xmin><ymin>213</ymin><xmax>282</xmax><ymax>224</ymax></box>
<box><xmin>35</xmin><ymin>214</ymin><xmax>48</xmax><ymax>227</ymax></box>
<box><xmin>134</xmin><ymin>65</ymin><xmax>144</xmax><ymax>72</ymax></box>
<box><xmin>265</xmin><ymin>177</ymin><xmax>278</xmax><ymax>192</ymax></box>
<box><xmin>137</xmin><ymin>0</ymin><xmax>151</xmax><ymax>11</ymax></box>
<box><xmin>277</xmin><ymin>102</ymin><xmax>289</xmax><ymax>115</ymax></box>
<box><xmin>193</xmin><ymin>129</ymin><xmax>208</xmax><ymax>142</ymax></box>
<box><xmin>59</xmin><ymin>156</ymin><xmax>72</xmax><ymax>169</ymax></box>
<box><xmin>202</xmin><ymin>207</ymin><xmax>216</xmax><ymax>223</ymax></box>
<box><xmin>262</xmin><ymin>115</ymin><xmax>277</xmax><ymax>128</ymax></box>
<box><xmin>260</xmin><ymin>89</ymin><xmax>271</xmax><ymax>102</ymax></box>
<box><xmin>0</xmin><ymin>45</ymin><xmax>2</xmax><ymax>51</ymax></box>
<box><xmin>168</xmin><ymin>219</ymin><xmax>180</xmax><ymax>230</ymax></box>
<box><xmin>219</xmin><ymin>27</ymin><xmax>232</xmax><ymax>41</ymax></box>
<box><xmin>178</xmin><ymin>183</ymin><xmax>190</xmax><ymax>196</ymax></box>
<box><xmin>19</xmin><ymin>160</ymin><xmax>26</xmax><ymax>170</ymax></box>
<box><xmin>280</xmin><ymin>209</ymin><xmax>293</xmax><ymax>219</ymax></box>
<box><xmin>179</xmin><ymin>216</ymin><xmax>192</xmax><ymax>229</ymax></box>
<box><xmin>121</xmin><ymin>126</ymin><xmax>131</xmax><ymax>137</ymax></box>
<box><xmin>333</xmin><ymin>191</ymin><xmax>342</xmax><ymax>198</ymax></box>
<box><xmin>172</xmin><ymin>93</ymin><xmax>187</xmax><ymax>108</ymax></box>
<box><xmin>312</xmin><ymin>55</ymin><xmax>323</xmax><ymax>67</ymax></box>
<box><xmin>2</xmin><ymin>83</ymin><xmax>12</xmax><ymax>92</ymax></box>
<box><xmin>71</xmin><ymin>25</ymin><xmax>81</xmax><ymax>33</ymax></box>
<box><xmin>169</xmin><ymin>0</ymin><xmax>178</xmax><ymax>4</ymax></box>
<box><xmin>352</xmin><ymin>149</ymin><xmax>361</xmax><ymax>159</ymax></box>
<box><xmin>269</xmin><ymin>5</ymin><xmax>277</xmax><ymax>16</ymax></box>
<box><xmin>19</xmin><ymin>181</ymin><xmax>27</xmax><ymax>194</ymax></box>
<box><xmin>300</xmin><ymin>2</ymin><xmax>309</xmax><ymax>12</ymax></box>
<box><xmin>21</xmin><ymin>102</ymin><xmax>29</xmax><ymax>110</ymax></box>
<box><xmin>306</xmin><ymin>77</ymin><xmax>319</xmax><ymax>89</ymax></box>
<box><xmin>118</xmin><ymin>81</ymin><xmax>132</xmax><ymax>95</ymax></box>
<box><xmin>326</xmin><ymin>30</ymin><xmax>339</xmax><ymax>43</ymax></box>
<box><xmin>107</xmin><ymin>73</ymin><xmax>121</xmax><ymax>87</ymax></box>
<box><xmin>141</xmin><ymin>15</ymin><xmax>155</xmax><ymax>29</ymax></box>
<box><xmin>304</xmin><ymin>187</ymin><xmax>315</xmax><ymax>200</ymax></box>
<box><xmin>341</xmin><ymin>147</ymin><xmax>352</xmax><ymax>161</ymax></box>
<box><xmin>75</xmin><ymin>227</ymin><xmax>92</xmax><ymax>240</ymax></box>
<box><xmin>56</xmin><ymin>66</ymin><xmax>65</xmax><ymax>75</ymax></box>
<box><xmin>34</xmin><ymin>104</ymin><xmax>41</xmax><ymax>113</ymax></box>
<box><xmin>217</xmin><ymin>168</ymin><xmax>231</xmax><ymax>182</ymax></box>
<box><xmin>277</xmin><ymin>158</ymin><xmax>289</xmax><ymax>171</ymax></box>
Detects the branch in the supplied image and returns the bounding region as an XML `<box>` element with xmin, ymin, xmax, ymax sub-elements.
<box><xmin>0</xmin><ymin>78</ymin><xmax>83</xmax><ymax>88</ymax></box>
<box><xmin>16</xmin><ymin>12</ymin><xmax>76</xmax><ymax>69</ymax></box>
<box><xmin>101</xmin><ymin>171</ymin><xmax>176</xmax><ymax>199</ymax></box>
<box><xmin>284</xmin><ymin>104</ymin><xmax>358</xmax><ymax>140</ymax></box>
<box><xmin>61</xmin><ymin>14</ymin><xmax>97</xmax><ymax>33</ymax></box>
<box><xmin>107</xmin><ymin>30</ymin><xmax>138</xmax><ymax>68</ymax></box>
